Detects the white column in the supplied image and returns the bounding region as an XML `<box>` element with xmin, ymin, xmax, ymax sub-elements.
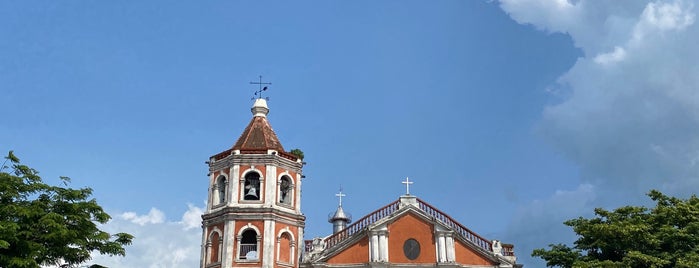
<box><xmin>207</xmin><ymin>173</ymin><xmax>215</xmax><ymax>210</ymax></box>
<box><xmin>229</xmin><ymin>165</ymin><xmax>239</xmax><ymax>205</ymax></box>
<box><xmin>379</xmin><ymin>232</ymin><xmax>389</xmax><ymax>262</ymax></box>
<box><xmin>295</xmin><ymin>173</ymin><xmax>302</xmax><ymax>212</ymax></box>
<box><xmin>223</xmin><ymin>220</ymin><xmax>236</xmax><ymax>267</ymax></box>
<box><xmin>212</xmin><ymin>184</ymin><xmax>219</xmax><ymax>207</ymax></box>
<box><xmin>438</xmin><ymin>234</ymin><xmax>447</xmax><ymax>262</ymax></box>
<box><xmin>276</xmin><ymin>237</ymin><xmax>281</xmax><ymax>261</ymax></box>
<box><xmin>370</xmin><ymin>233</ymin><xmax>379</xmax><ymax>262</ymax></box>
<box><xmin>297</xmin><ymin>226</ymin><xmax>305</xmax><ymax>263</ymax></box>
<box><xmin>265</xmin><ymin>165</ymin><xmax>276</xmax><ymax>206</ymax></box>
<box><xmin>290</xmin><ymin>239</ymin><xmax>296</xmax><ymax>265</ymax></box>
<box><xmin>446</xmin><ymin>235</ymin><xmax>456</xmax><ymax>262</ymax></box>
<box><xmin>200</xmin><ymin>225</ymin><xmax>208</xmax><ymax>268</ymax></box>
<box><xmin>264</xmin><ymin>220</ymin><xmax>276</xmax><ymax>265</ymax></box>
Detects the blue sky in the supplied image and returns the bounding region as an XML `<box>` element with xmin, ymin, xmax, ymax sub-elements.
<box><xmin>2</xmin><ymin>1</ymin><xmax>698</xmax><ymax>267</ymax></box>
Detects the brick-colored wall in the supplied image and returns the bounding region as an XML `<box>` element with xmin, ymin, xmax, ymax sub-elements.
<box><xmin>454</xmin><ymin>240</ymin><xmax>495</xmax><ymax>265</ymax></box>
<box><xmin>388</xmin><ymin>213</ymin><xmax>436</xmax><ymax>263</ymax></box>
<box><xmin>326</xmin><ymin>237</ymin><xmax>370</xmax><ymax>264</ymax></box>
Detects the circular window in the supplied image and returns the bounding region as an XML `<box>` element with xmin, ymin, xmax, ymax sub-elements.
<box><xmin>403</xmin><ymin>238</ymin><xmax>420</xmax><ymax>260</ymax></box>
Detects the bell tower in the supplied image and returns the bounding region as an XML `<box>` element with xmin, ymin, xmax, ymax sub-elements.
<box><xmin>200</xmin><ymin>97</ymin><xmax>305</xmax><ymax>268</ymax></box>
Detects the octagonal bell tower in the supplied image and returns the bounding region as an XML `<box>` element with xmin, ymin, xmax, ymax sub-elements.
<box><xmin>200</xmin><ymin>98</ymin><xmax>305</xmax><ymax>268</ymax></box>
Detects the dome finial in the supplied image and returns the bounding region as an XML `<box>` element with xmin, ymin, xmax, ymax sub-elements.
<box><xmin>251</xmin><ymin>98</ymin><xmax>269</xmax><ymax>117</ymax></box>
<box><xmin>328</xmin><ymin>186</ymin><xmax>352</xmax><ymax>233</ymax></box>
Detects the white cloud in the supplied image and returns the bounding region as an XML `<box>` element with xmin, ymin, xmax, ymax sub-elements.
<box><xmin>120</xmin><ymin>207</ymin><xmax>166</xmax><ymax>226</ymax></box>
<box><xmin>88</xmin><ymin>204</ymin><xmax>205</xmax><ymax>267</ymax></box>
<box><xmin>501</xmin><ymin>0</ymin><xmax>699</xmax><ymax>195</ymax></box>
<box><xmin>641</xmin><ymin>1</ymin><xmax>695</xmax><ymax>31</ymax></box>
<box><xmin>500</xmin><ymin>0</ymin><xmax>699</xmax><ymax>266</ymax></box>
<box><xmin>633</xmin><ymin>1</ymin><xmax>695</xmax><ymax>43</ymax></box>
<box><xmin>498</xmin><ymin>0</ymin><xmax>581</xmax><ymax>34</ymax></box>
<box><xmin>180</xmin><ymin>203</ymin><xmax>205</xmax><ymax>230</ymax></box>
<box><xmin>593</xmin><ymin>46</ymin><xmax>626</xmax><ymax>65</ymax></box>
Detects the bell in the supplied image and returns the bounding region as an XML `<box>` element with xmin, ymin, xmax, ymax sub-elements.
<box><xmin>245</xmin><ymin>187</ymin><xmax>258</xmax><ymax>199</ymax></box>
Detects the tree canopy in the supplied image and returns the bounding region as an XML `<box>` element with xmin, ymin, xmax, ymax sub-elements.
<box><xmin>0</xmin><ymin>151</ymin><xmax>133</xmax><ymax>268</ymax></box>
<box><xmin>290</xmin><ymin>148</ymin><xmax>304</xmax><ymax>161</ymax></box>
<box><xmin>533</xmin><ymin>190</ymin><xmax>699</xmax><ymax>268</ymax></box>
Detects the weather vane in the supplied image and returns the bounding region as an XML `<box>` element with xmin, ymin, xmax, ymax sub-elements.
<box><xmin>250</xmin><ymin>75</ymin><xmax>272</xmax><ymax>100</ymax></box>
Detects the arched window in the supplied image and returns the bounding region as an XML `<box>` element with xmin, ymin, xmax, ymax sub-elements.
<box><xmin>216</xmin><ymin>175</ymin><xmax>227</xmax><ymax>205</ymax></box>
<box><xmin>238</xmin><ymin>229</ymin><xmax>259</xmax><ymax>260</ymax></box>
<box><xmin>243</xmin><ymin>172</ymin><xmax>261</xmax><ymax>201</ymax></box>
<box><xmin>277</xmin><ymin>232</ymin><xmax>293</xmax><ymax>264</ymax></box>
<box><xmin>279</xmin><ymin>176</ymin><xmax>292</xmax><ymax>205</ymax></box>
<box><xmin>206</xmin><ymin>230</ymin><xmax>222</xmax><ymax>264</ymax></box>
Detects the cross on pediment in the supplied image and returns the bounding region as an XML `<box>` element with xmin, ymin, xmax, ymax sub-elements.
<box><xmin>402</xmin><ymin>177</ymin><xmax>413</xmax><ymax>195</ymax></box>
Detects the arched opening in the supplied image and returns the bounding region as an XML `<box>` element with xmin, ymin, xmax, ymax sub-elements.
<box><xmin>207</xmin><ymin>230</ymin><xmax>222</xmax><ymax>264</ymax></box>
<box><xmin>278</xmin><ymin>232</ymin><xmax>292</xmax><ymax>263</ymax></box>
<box><xmin>279</xmin><ymin>176</ymin><xmax>292</xmax><ymax>205</ymax></box>
<box><xmin>216</xmin><ymin>175</ymin><xmax>226</xmax><ymax>205</ymax></box>
<box><xmin>239</xmin><ymin>229</ymin><xmax>259</xmax><ymax>260</ymax></box>
<box><xmin>243</xmin><ymin>172</ymin><xmax>261</xmax><ymax>201</ymax></box>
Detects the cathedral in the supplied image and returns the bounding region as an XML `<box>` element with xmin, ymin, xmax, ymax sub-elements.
<box><xmin>199</xmin><ymin>97</ymin><xmax>522</xmax><ymax>268</ymax></box>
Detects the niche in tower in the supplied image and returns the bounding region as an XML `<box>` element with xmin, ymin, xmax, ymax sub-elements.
<box><xmin>244</xmin><ymin>172</ymin><xmax>261</xmax><ymax>201</ymax></box>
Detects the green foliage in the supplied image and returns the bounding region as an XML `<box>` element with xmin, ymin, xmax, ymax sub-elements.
<box><xmin>533</xmin><ymin>190</ymin><xmax>699</xmax><ymax>268</ymax></box>
<box><xmin>0</xmin><ymin>151</ymin><xmax>133</xmax><ymax>268</ymax></box>
<box><xmin>290</xmin><ymin>148</ymin><xmax>305</xmax><ymax>160</ymax></box>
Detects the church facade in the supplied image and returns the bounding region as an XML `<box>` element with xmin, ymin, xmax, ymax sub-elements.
<box><xmin>200</xmin><ymin>98</ymin><xmax>521</xmax><ymax>268</ymax></box>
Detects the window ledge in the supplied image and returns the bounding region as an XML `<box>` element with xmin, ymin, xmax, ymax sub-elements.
<box><xmin>276</xmin><ymin>261</ymin><xmax>294</xmax><ymax>267</ymax></box>
<box><xmin>240</xmin><ymin>200</ymin><xmax>263</xmax><ymax>204</ymax></box>
<box><xmin>205</xmin><ymin>261</ymin><xmax>221</xmax><ymax>268</ymax></box>
<box><xmin>236</xmin><ymin>259</ymin><xmax>261</xmax><ymax>263</ymax></box>
<box><xmin>277</xmin><ymin>202</ymin><xmax>294</xmax><ymax>209</ymax></box>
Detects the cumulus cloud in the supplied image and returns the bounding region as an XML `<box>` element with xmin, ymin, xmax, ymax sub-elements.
<box><xmin>499</xmin><ymin>0</ymin><xmax>699</xmax><ymax>266</ymax></box>
<box><xmin>120</xmin><ymin>208</ymin><xmax>166</xmax><ymax>226</ymax></box>
<box><xmin>501</xmin><ymin>0</ymin><xmax>699</xmax><ymax>199</ymax></box>
<box><xmin>180</xmin><ymin>203</ymin><xmax>205</xmax><ymax>230</ymax></box>
<box><xmin>593</xmin><ymin>46</ymin><xmax>626</xmax><ymax>65</ymax></box>
<box><xmin>88</xmin><ymin>204</ymin><xmax>205</xmax><ymax>267</ymax></box>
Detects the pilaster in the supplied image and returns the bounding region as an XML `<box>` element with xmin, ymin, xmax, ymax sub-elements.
<box><xmin>263</xmin><ymin>220</ymin><xmax>276</xmax><ymax>265</ymax></box>
<box><xmin>222</xmin><ymin>220</ymin><xmax>236</xmax><ymax>267</ymax></box>
<box><xmin>228</xmin><ymin>165</ymin><xmax>239</xmax><ymax>206</ymax></box>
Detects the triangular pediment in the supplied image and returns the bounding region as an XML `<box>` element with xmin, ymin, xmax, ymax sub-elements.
<box><xmin>309</xmin><ymin>198</ymin><xmax>513</xmax><ymax>266</ymax></box>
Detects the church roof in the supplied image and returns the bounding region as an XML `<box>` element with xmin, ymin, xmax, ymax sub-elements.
<box><xmin>211</xmin><ymin>99</ymin><xmax>298</xmax><ymax>161</ymax></box>
<box><xmin>231</xmin><ymin>116</ymin><xmax>285</xmax><ymax>152</ymax></box>
<box><xmin>231</xmin><ymin>98</ymin><xmax>285</xmax><ymax>152</ymax></box>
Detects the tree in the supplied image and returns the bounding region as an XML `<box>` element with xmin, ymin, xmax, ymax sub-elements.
<box><xmin>533</xmin><ymin>190</ymin><xmax>699</xmax><ymax>268</ymax></box>
<box><xmin>290</xmin><ymin>148</ymin><xmax>304</xmax><ymax>161</ymax></box>
<box><xmin>0</xmin><ymin>151</ymin><xmax>133</xmax><ymax>268</ymax></box>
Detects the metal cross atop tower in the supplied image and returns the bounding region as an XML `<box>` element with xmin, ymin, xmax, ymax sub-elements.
<box><xmin>250</xmin><ymin>75</ymin><xmax>272</xmax><ymax>100</ymax></box>
<box><xmin>335</xmin><ymin>186</ymin><xmax>346</xmax><ymax>207</ymax></box>
<box><xmin>402</xmin><ymin>177</ymin><xmax>413</xmax><ymax>195</ymax></box>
